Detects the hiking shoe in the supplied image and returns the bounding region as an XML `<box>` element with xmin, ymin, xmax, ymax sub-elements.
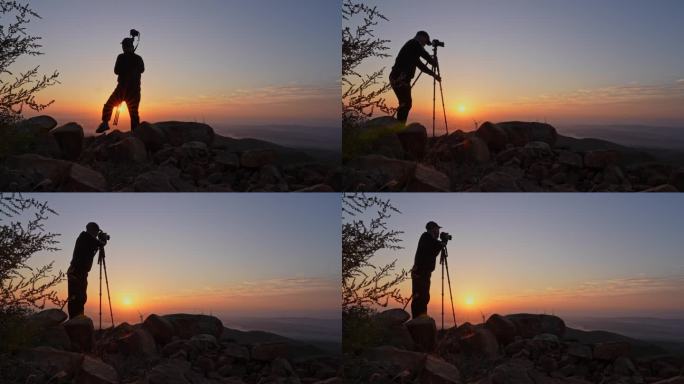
<box><xmin>95</xmin><ymin>122</ymin><xmax>110</xmax><ymax>134</ymax></box>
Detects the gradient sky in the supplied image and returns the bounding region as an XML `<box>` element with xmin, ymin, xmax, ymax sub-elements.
<box><xmin>351</xmin><ymin>0</ymin><xmax>684</xmax><ymax>133</ymax></box>
<box><xmin>349</xmin><ymin>194</ymin><xmax>684</xmax><ymax>326</ymax></box>
<box><xmin>14</xmin><ymin>0</ymin><xmax>340</xmax><ymax>132</ymax></box>
<box><xmin>13</xmin><ymin>193</ymin><xmax>340</xmax><ymax>325</ymax></box>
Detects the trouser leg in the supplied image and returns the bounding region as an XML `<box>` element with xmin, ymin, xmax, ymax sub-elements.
<box><xmin>102</xmin><ymin>86</ymin><xmax>123</xmax><ymax>122</ymax></box>
<box><xmin>411</xmin><ymin>272</ymin><xmax>431</xmax><ymax>318</ymax></box>
<box><xmin>67</xmin><ymin>268</ymin><xmax>88</xmax><ymax>319</ymax></box>
<box><xmin>126</xmin><ymin>90</ymin><xmax>141</xmax><ymax>131</ymax></box>
<box><xmin>391</xmin><ymin>79</ymin><xmax>412</xmax><ymax>124</ymax></box>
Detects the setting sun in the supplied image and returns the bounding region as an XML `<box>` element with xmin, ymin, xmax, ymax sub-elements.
<box><xmin>121</xmin><ymin>295</ymin><xmax>134</xmax><ymax>307</ymax></box>
<box><xmin>465</xmin><ymin>295</ymin><xmax>475</xmax><ymax>306</ymax></box>
<box><xmin>457</xmin><ymin>104</ymin><xmax>467</xmax><ymax>114</ymax></box>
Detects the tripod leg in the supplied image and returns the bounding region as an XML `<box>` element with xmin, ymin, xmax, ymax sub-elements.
<box><xmin>438</xmin><ymin>67</ymin><xmax>449</xmax><ymax>135</ymax></box>
<box><xmin>432</xmin><ymin>64</ymin><xmax>437</xmax><ymax>138</ymax></box>
<box><xmin>99</xmin><ymin>259</ymin><xmax>102</xmax><ymax>330</ymax></box>
<box><xmin>441</xmin><ymin>256</ymin><xmax>445</xmax><ymax>331</ymax></box>
<box><xmin>444</xmin><ymin>257</ymin><xmax>457</xmax><ymax>328</ymax></box>
<box><xmin>102</xmin><ymin>258</ymin><xmax>115</xmax><ymax>328</ymax></box>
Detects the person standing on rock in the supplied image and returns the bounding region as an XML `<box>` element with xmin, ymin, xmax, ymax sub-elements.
<box><xmin>390</xmin><ymin>31</ymin><xmax>441</xmax><ymax>124</ymax></box>
<box><xmin>96</xmin><ymin>37</ymin><xmax>145</xmax><ymax>133</ymax></box>
<box><xmin>66</xmin><ymin>222</ymin><xmax>108</xmax><ymax>319</ymax></box>
<box><xmin>410</xmin><ymin>221</ymin><xmax>447</xmax><ymax>319</ymax></box>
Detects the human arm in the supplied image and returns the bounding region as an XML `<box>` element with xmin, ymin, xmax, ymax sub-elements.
<box><xmin>114</xmin><ymin>55</ymin><xmax>123</xmax><ymax>75</ymax></box>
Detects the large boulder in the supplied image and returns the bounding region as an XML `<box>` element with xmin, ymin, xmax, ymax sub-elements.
<box><xmin>408</xmin><ymin>163</ymin><xmax>450</xmax><ymax>192</ymax></box>
<box><xmin>28</xmin><ymin>309</ymin><xmax>68</xmax><ymax>328</ymax></box>
<box><xmin>241</xmin><ymin>149</ymin><xmax>277</xmax><ymax>168</ymax></box>
<box><xmin>63</xmin><ymin>163</ymin><xmax>107</xmax><ymax>192</ymax></box>
<box><xmin>476</xmin><ymin>122</ymin><xmax>509</xmax><ymax>152</ymax></box>
<box><xmin>485</xmin><ymin>314</ymin><xmax>517</xmax><ymax>345</ymax></box>
<box><xmin>107</xmin><ymin>136</ymin><xmax>147</xmax><ymax>163</ymax></box>
<box><xmin>148</xmin><ymin>358</ymin><xmax>192</xmax><ymax>384</ymax></box>
<box><xmin>154</xmin><ymin>121</ymin><xmax>214</xmax><ymax>146</ymax></box>
<box><xmin>362</xmin><ymin>346</ymin><xmax>427</xmax><ymax>372</ymax></box>
<box><xmin>396</xmin><ymin>123</ymin><xmax>428</xmax><ymax>160</ymax></box>
<box><xmin>453</xmin><ymin>136</ymin><xmax>490</xmax><ymax>164</ymax></box>
<box><xmin>14</xmin><ymin>116</ymin><xmax>61</xmax><ymax>158</ymax></box>
<box><xmin>50</xmin><ymin>122</ymin><xmax>84</xmax><ymax>160</ymax></box>
<box><xmin>134</xmin><ymin>170</ymin><xmax>175</xmax><ymax>192</ymax></box>
<box><xmin>251</xmin><ymin>342</ymin><xmax>288</xmax><ymax>362</ymax></box>
<box><xmin>143</xmin><ymin>314</ymin><xmax>175</xmax><ymax>345</ymax></box>
<box><xmin>5</xmin><ymin>153</ymin><xmax>71</xmax><ymax>184</ymax></box>
<box><xmin>356</xmin><ymin>116</ymin><xmax>406</xmax><ymax>159</ymax></box>
<box><xmin>100</xmin><ymin>323</ymin><xmax>157</xmax><ymax>357</ymax></box>
<box><xmin>161</xmin><ymin>313</ymin><xmax>223</xmax><ymax>339</ymax></box>
<box><xmin>504</xmin><ymin>314</ymin><xmax>566</xmax><ymax>338</ymax></box>
<box><xmin>78</xmin><ymin>355</ymin><xmax>119</xmax><ymax>384</ymax></box>
<box><xmin>558</xmin><ymin>151</ymin><xmax>583</xmax><ymax>168</ymax></box>
<box><xmin>375</xmin><ymin>309</ymin><xmax>410</xmax><ymax>326</ymax></box>
<box><xmin>479</xmin><ymin>169</ymin><xmax>522</xmax><ymax>192</ymax></box>
<box><xmin>63</xmin><ymin>315</ymin><xmax>95</xmax><ymax>352</ymax></box>
<box><xmin>15</xmin><ymin>346</ymin><xmax>84</xmax><ymax>377</ymax></box>
<box><xmin>420</xmin><ymin>355</ymin><xmax>462</xmax><ymax>384</ymax></box>
<box><xmin>592</xmin><ymin>341</ymin><xmax>631</xmax><ymax>361</ymax></box>
<box><xmin>346</xmin><ymin>155</ymin><xmax>416</xmax><ymax>190</ymax></box>
<box><xmin>584</xmin><ymin>150</ymin><xmax>620</xmax><ymax>169</ymax></box>
<box><xmin>458</xmin><ymin>324</ymin><xmax>500</xmax><ymax>359</ymax></box>
<box><xmin>498</xmin><ymin>122</ymin><xmax>558</xmax><ymax>147</ymax></box>
<box><xmin>134</xmin><ymin>122</ymin><xmax>167</xmax><ymax>152</ymax></box>
<box><xmin>16</xmin><ymin>115</ymin><xmax>58</xmax><ymax>134</ymax></box>
<box><xmin>405</xmin><ymin>316</ymin><xmax>437</xmax><ymax>352</ymax></box>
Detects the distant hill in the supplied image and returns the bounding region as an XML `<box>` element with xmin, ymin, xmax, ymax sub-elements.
<box><xmin>221</xmin><ymin>326</ymin><xmax>341</xmax><ymax>358</ymax></box>
<box><xmin>216</xmin><ymin>124</ymin><xmax>340</xmax><ymax>152</ymax></box>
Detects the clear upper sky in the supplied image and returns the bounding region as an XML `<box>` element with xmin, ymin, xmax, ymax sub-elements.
<box><xmin>15</xmin><ymin>0</ymin><xmax>341</xmax><ymax>130</ymax></box>
<box><xmin>352</xmin><ymin>0</ymin><xmax>684</xmax><ymax>131</ymax></box>
<box><xmin>350</xmin><ymin>194</ymin><xmax>684</xmax><ymax>325</ymax></box>
<box><xmin>15</xmin><ymin>193</ymin><xmax>340</xmax><ymax>323</ymax></box>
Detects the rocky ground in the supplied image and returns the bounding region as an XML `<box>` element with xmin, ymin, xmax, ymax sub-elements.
<box><xmin>343</xmin><ymin>310</ymin><xmax>684</xmax><ymax>384</ymax></box>
<box><xmin>342</xmin><ymin>117</ymin><xmax>684</xmax><ymax>192</ymax></box>
<box><xmin>0</xmin><ymin>116</ymin><xmax>341</xmax><ymax>192</ymax></box>
<box><xmin>0</xmin><ymin>309</ymin><xmax>341</xmax><ymax>384</ymax></box>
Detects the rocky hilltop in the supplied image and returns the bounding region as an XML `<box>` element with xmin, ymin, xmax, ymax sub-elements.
<box><xmin>342</xmin><ymin>117</ymin><xmax>684</xmax><ymax>192</ymax></box>
<box><xmin>344</xmin><ymin>309</ymin><xmax>684</xmax><ymax>384</ymax></box>
<box><xmin>0</xmin><ymin>309</ymin><xmax>341</xmax><ymax>384</ymax></box>
<box><xmin>1</xmin><ymin>116</ymin><xmax>341</xmax><ymax>192</ymax></box>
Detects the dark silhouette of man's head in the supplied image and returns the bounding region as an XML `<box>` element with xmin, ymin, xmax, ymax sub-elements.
<box><xmin>86</xmin><ymin>222</ymin><xmax>100</xmax><ymax>237</ymax></box>
<box><xmin>121</xmin><ymin>38</ymin><xmax>135</xmax><ymax>53</ymax></box>
<box><xmin>426</xmin><ymin>221</ymin><xmax>441</xmax><ymax>239</ymax></box>
<box><xmin>415</xmin><ymin>31</ymin><xmax>431</xmax><ymax>47</ymax></box>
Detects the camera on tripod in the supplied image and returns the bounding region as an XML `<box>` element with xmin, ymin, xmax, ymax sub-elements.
<box><xmin>98</xmin><ymin>231</ymin><xmax>110</xmax><ymax>242</ymax></box>
<box><xmin>440</xmin><ymin>232</ymin><xmax>452</xmax><ymax>242</ymax></box>
<box><xmin>130</xmin><ymin>29</ymin><xmax>140</xmax><ymax>38</ymax></box>
<box><xmin>432</xmin><ymin>39</ymin><xmax>445</xmax><ymax>48</ymax></box>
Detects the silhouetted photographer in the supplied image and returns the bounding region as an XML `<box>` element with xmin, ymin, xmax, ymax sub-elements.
<box><xmin>66</xmin><ymin>222</ymin><xmax>109</xmax><ymax>319</ymax></box>
<box><xmin>410</xmin><ymin>221</ymin><xmax>448</xmax><ymax>319</ymax></box>
<box><xmin>97</xmin><ymin>29</ymin><xmax>145</xmax><ymax>133</ymax></box>
<box><xmin>390</xmin><ymin>31</ymin><xmax>441</xmax><ymax>124</ymax></box>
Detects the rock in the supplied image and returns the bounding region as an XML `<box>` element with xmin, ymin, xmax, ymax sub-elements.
<box><xmin>188</xmin><ymin>333</ymin><xmax>219</xmax><ymax>352</ymax></box>
<box><xmin>485</xmin><ymin>314</ymin><xmax>517</xmax><ymax>345</ymax></box>
<box><xmin>108</xmin><ymin>324</ymin><xmax>158</xmax><ymax>357</ymax></box>
<box><xmin>270</xmin><ymin>357</ymin><xmax>295</xmax><ymax>377</ymax></box>
<box><xmin>134</xmin><ymin>170</ymin><xmax>174</xmax><ymax>192</ymax></box>
<box><xmin>295</xmin><ymin>183</ymin><xmax>335</xmax><ymax>192</ymax></box>
<box><xmin>558</xmin><ymin>151</ymin><xmax>583</xmax><ymax>168</ymax></box>
<box><xmin>669</xmin><ymin>168</ymin><xmax>684</xmax><ymax>191</ymax></box>
<box><xmin>194</xmin><ymin>355</ymin><xmax>215</xmax><ymax>373</ymax></box>
<box><xmin>362</xmin><ymin>346</ymin><xmax>427</xmax><ymax>372</ymax></box>
<box><xmin>346</xmin><ymin>155</ymin><xmax>416</xmax><ymax>190</ymax></box>
<box><xmin>405</xmin><ymin>316</ymin><xmax>437</xmax><ymax>352</ymax></box>
<box><xmin>652</xmin><ymin>377</ymin><xmax>684</xmax><ymax>384</ymax></box>
<box><xmin>459</xmin><ymin>325</ymin><xmax>500</xmax><ymax>359</ymax></box>
<box><xmin>375</xmin><ymin>309</ymin><xmax>410</xmax><ymax>326</ymax></box>
<box><xmin>28</xmin><ymin>309</ymin><xmax>68</xmax><ymax>328</ymax></box>
<box><xmin>134</xmin><ymin>122</ymin><xmax>167</xmax><ymax>152</ymax></box>
<box><xmin>17</xmin><ymin>115</ymin><xmax>58</xmax><ymax>134</ymax></box>
<box><xmin>454</xmin><ymin>136</ymin><xmax>490</xmax><ymax>164</ymax></box>
<box><xmin>524</xmin><ymin>141</ymin><xmax>553</xmax><ymax>157</ymax></box>
<box><xmin>251</xmin><ymin>342</ymin><xmax>288</xmax><ymax>361</ymax></box>
<box><xmin>63</xmin><ymin>315</ymin><xmax>95</xmax><ymax>352</ymax></box>
<box><xmin>162</xmin><ymin>314</ymin><xmax>223</xmax><ymax>339</ymax></box>
<box><xmin>50</xmin><ymin>122</ymin><xmax>84</xmax><ymax>160</ymax></box>
<box><xmin>223</xmin><ymin>342</ymin><xmax>250</xmax><ymax>360</ymax></box>
<box><xmin>567</xmin><ymin>342</ymin><xmax>592</xmax><ymax>359</ymax></box>
<box><xmin>613</xmin><ymin>356</ymin><xmax>636</xmax><ymax>376</ymax></box>
<box><xmin>15</xmin><ymin>347</ymin><xmax>84</xmax><ymax>376</ymax></box>
<box><xmin>5</xmin><ymin>154</ymin><xmax>71</xmax><ymax>184</ymax></box>
<box><xmin>479</xmin><ymin>170</ymin><xmax>521</xmax><ymax>192</ymax></box>
<box><xmin>148</xmin><ymin>359</ymin><xmax>192</xmax><ymax>384</ymax></box>
<box><xmin>504</xmin><ymin>314</ymin><xmax>566</xmax><ymax>338</ymax></box>
<box><xmin>241</xmin><ymin>149</ymin><xmax>277</xmax><ymax>168</ymax></box>
<box><xmin>154</xmin><ymin>121</ymin><xmax>214</xmax><ymax>146</ymax></box>
<box><xmin>181</xmin><ymin>141</ymin><xmax>209</xmax><ymax>158</ymax></box>
<box><xmin>419</xmin><ymin>355</ymin><xmax>462</xmax><ymax>384</ymax></box>
<box><xmin>357</xmin><ymin>116</ymin><xmax>406</xmax><ymax>159</ymax></box>
<box><xmin>477</xmin><ymin>122</ymin><xmax>509</xmax><ymax>152</ymax></box>
<box><xmin>584</xmin><ymin>150</ymin><xmax>620</xmax><ymax>169</ymax></box>
<box><xmin>143</xmin><ymin>314</ymin><xmax>175</xmax><ymax>345</ymax></box>
<box><xmin>645</xmin><ymin>184</ymin><xmax>678</xmax><ymax>192</ymax></box>
<box><xmin>33</xmin><ymin>325</ymin><xmax>72</xmax><ymax>350</ymax></box>
<box><xmin>78</xmin><ymin>355</ymin><xmax>119</xmax><ymax>384</ymax></box>
<box><xmin>396</xmin><ymin>123</ymin><xmax>428</xmax><ymax>160</ymax></box>
<box><xmin>107</xmin><ymin>136</ymin><xmax>147</xmax><ymax>162</ymax></box>
<box><xmin>408</xmin><ymin>163</ymin><xmax>450</xmax><ymax>191</ymax></box>
<box><xmin>498</xmin><ymin>121</ymin><xmax>557</xmax><ymax>147</ymax></box>
<box><xmin>490</xmin><ymin>358</ymin><xmax>535</xmax><ymax>384</ymax></box>
<box><xmin>214</xmin><ymin>150</ymin><xmax>240</xmax><ymax>170</ymax></box>
<box><xmin>63</xmin><ymin>163</ymin><xmax>107</xmax><ymax>192</ymax></box>
<box><xmin>592</xmin><ymin>341</ymin><xmax>630</xmax><ymax>361</ymax></box>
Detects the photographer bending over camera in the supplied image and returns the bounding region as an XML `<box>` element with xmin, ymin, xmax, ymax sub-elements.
<box><xmin>390</xmin><ymin>31</ymin><xmax>441</xmax><ymax>124</ymax></box>
<box><xmin>410</xmin><ymin>221</ymin><xmax>449</xmax><ymax>319</ymax></box>
<box><xmin>66</xmin><ymin>222</ymin><xmax>109</xmax><ymax>319</ymax></box>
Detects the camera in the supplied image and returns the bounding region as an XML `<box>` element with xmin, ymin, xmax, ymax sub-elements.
<box><xmin>98</xmin><ymin>231</ymin><xmax>110</xmax><ymax>242</ymax></box>
<box><xmin>440</xmin><ymin>232</ymin><xmax>452</xmax><ymax>242</ymax></box>
<box><xmin>432</xmin><ymin>39</ymin><xmax>445</xmax><ymax>48</ymax></box>
<box><xmin>130</xmin><ymin>29</ymin><xmax>140</xmax><ymax>38</ymax></box>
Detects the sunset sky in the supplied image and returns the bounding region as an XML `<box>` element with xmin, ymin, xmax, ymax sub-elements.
<box><xmin>353</xmin><ymin>0</ymin><xmax>684</xmax><ymax>133</ymax></box>
<box><xmin>352</xmin><ymin>194</ymin><xmax>684</xmax><ymax>326</ymax></box>
<box><xmin>16</xmin><ymin>194</ymin><xmax>340</xmax><ymax>326</ymax></box>
<box><xmin>16</xmin><ymin>0</ymin><xmax>340</xmax><ymax>132</ymax></box>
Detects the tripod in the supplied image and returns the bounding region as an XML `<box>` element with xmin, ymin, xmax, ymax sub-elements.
<box><xmin>439</xmin><ymin>244</ymin><xmax>457</xmax><ymax>330</ymax></box>
<box><xmin>411</xmin><ymin>44</ymin><xmax>449</xmax><ymax>138</ymax></box>
<box><xmin>98</xmin><ymin>247</ymin><xmax>115</xmax><ymax>330</ymax></box>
